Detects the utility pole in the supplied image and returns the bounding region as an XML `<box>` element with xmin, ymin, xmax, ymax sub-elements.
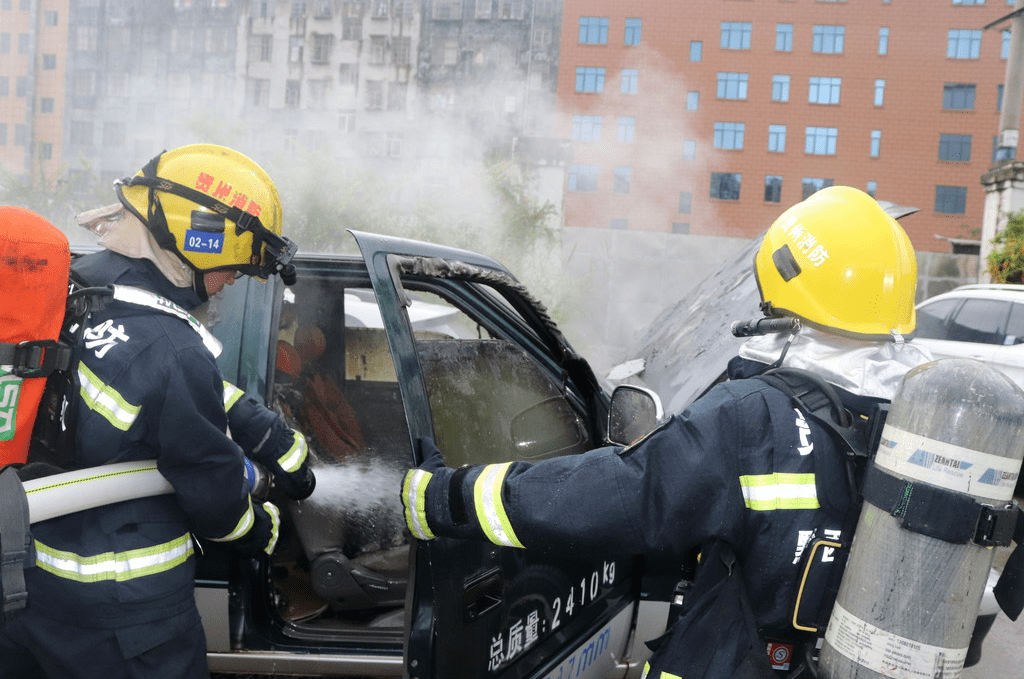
<box><xmin>980</xmin><ymin>0</ymin><xmax>1024</xmax><ymax>281</ymax></box>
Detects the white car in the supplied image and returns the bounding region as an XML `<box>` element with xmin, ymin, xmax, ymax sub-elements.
<box><xmin>913</xmin><ymin>284</ymin><xmax>1024</xmax><ymax>390</ymax></box>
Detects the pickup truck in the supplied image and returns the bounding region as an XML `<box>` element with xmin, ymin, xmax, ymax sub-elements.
<box><xmin>193</xmin><ymin>230</ymin><xmax>668</xmax><ymax>678</ymax></box>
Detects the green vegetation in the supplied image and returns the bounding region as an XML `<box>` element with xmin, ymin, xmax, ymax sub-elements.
<box><xmin>987</xmin><ymin>210</ymin><xmax>1024</xmax><ymax>284</ymax></box>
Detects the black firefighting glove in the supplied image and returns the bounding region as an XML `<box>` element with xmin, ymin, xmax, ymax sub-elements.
<box><xmin>227</xmin><ymin>395</ymin><xmax>316</xmax><ymax>500</ymax></box>
<box><xmin>226</xmin><ymin>499</ymin><xmax>281</xmax><ymax>556</ymax></box>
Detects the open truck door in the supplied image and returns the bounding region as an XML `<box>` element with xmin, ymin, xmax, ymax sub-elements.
<box><xmin>352</xmin><ymin>231</ymin><xmax>646</xmax><ymax>679</ymax></box>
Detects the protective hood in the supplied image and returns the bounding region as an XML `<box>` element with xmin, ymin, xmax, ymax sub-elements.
<box><xmin>76</xmin><ymin>203</ymin><xmax>193</xmax><ymax>289</ymax></box>
<box><xmin>738</xmin><ymin>326</ymin><xmax>934</xmax><ymax>401</ymax></box>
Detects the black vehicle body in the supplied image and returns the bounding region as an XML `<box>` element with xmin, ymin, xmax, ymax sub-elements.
<box><xmin>195</xmin><ymin>231</ymin><xmax>666</xmax><ymax>678</ymax></box>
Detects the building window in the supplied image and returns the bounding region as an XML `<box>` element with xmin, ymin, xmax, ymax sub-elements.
<box><xmin>686</xmin><ymin>91</ymin><xmax>699</xmax><ymax>110</ymax></box>
<box><xmin>369</xmin><ymin>35</ymin><xmax>386</xmax><ymax>64</ymax></box>
<box><xmin>575</xmin><ymin>67</ymin><xmax>605</xmax><ymax>93</ymax></box>
<box><xmin>342</xmin><ymin>17</ymin><xmax>361</xmax><ymax>40</ymax></box>
<box><xmin>572</xmin><ymin>115</ymin><xmax>602</xmax><ymax>141</ymax></box>
<box><xmin>0</xmin><ymin>124</ymin><xmax>6</xmax><ymax>146</ymax></box>
<box><xmin>1</xmin><ymin>33</ymin><xmax>10</xmax><ymax>55</ymax></box>
<box><xmin>802</xmin><ymin>177</ymin><xmax>834</xmax><ymax>199</ymax></box>
<box><xmin>805</xmin><ymin>127</ymin><xmax>838</xmax><ymax>155</ymax></box>
<box><xmin>42</xmin><ymin>54</ymin><xmax>56</xmax><ymax>70</ymax></box>
<box><xmin>690</xmin><ymin>41</ymin><xmax>702</xmax><ymax>61</ymax></box>
<box><xmin>579</xmin><ymin>17</ymin><xmax>608</xmax><ymax>44</ymax></box>
<box><xmin>249</xmin><ymin>34</ymin><xmax>272</xmax><ymax>62</ymax></box>
<box><xmin>812</xmin><ymin>25</ymin><xmax>845</xmax><ymax>54</ymax></box>
<box><xmin>312</xmin><ymin>34</ymin><xmax>332</xmax><ymax>63</ymax></box>
<box><xmin>44</xmin><ymin>9</ymin><xmax>58</xmax><ymax>25</ymax></box>
<box><xmin>998</xmin><ymin>84</ymin><xmax>1005</xmax><ymax>111</ymax></box>
<box><xmin>808</xmin><ymin>76</ymin><xmax>841</xmax><ymax>104</ymax></box>
<box><xmin>103</xmin><ymin>121</ymin><xmax>125</xmax><ymax>147</ymax></box>
<box><xmin>866</xmin><ymin>181</ymin><xmax>877</xmax><ymax>198</ymax></box>
<box><xmin>1003</xmin><ymin>29</ymin><xmax>1011</xmax><ymax>59</ymax></box>
<box><xmin>947</xmin><ymin>29</ymin><xmax>981</xmax><ymax>59</ymax></box>
<box><xmin>72</xmin><ymin>70</ymin><xmax>96</xmax><ymax>97</ymax></box>
<box><xmin>0</xmin><ymin>76</ymin><xmax>6</xmax><ymax>96</ymax></box>
<box><xmin>569</xmin><ymin>164</ymin><xmax>599</xmax><ymax>192</ymax></box>
<box><xmin>617</xmin><ymin>117</ymin><xmax>636</xmax><ymax>143</ymax></box>
<box><xmin>365</xmin><ymin>80</ymin><xmax>384</xmax><ymax>110</ymax></box>
<box><xmin>878</xmin><ymin>27</ymin><xmax>889</xmax><ymax>55</ymax></box>
<box><xmin>672</xmin><ymin>223</ymin><xmax>690</xmax><ymax>235</ymax></box>
<box><xmin>370</xmin><ymin>0</ymin><xmax>386</xmax><ymax>19</ymax></box>
<box><xmin>614</xmin><ymin>167</ymin><xmax>632</xmax><ymax>194</ymax></box>
<box><xmin>339</xmin><ymin>110</ymin><xmax>357</xmax><ymax>132</ymax></box>
<box><xmin>776</xmin><ymin>23</ymin><xmax>793</xmax><ymax>51</ymax></box>
<box><xmin>14</xmin><ymin>124</ymin><xmax>27</xmax><ymax>147</ymax></box>
<box><xmin>711</xmin><ymin>172</ymin><xmax>741</xmax><ymax>200</ymax></box>
<box><xmin>432</xmin><ymin>0</ymin><xmax>461</xmax><ymax>19</ymax></box>
<box><xmin>394</xmin><ymin>37</ymin><xmax>411</xmax><ymax>65</ymax></box>
<box><xmin>16</xmin><ymin>76</ymin><xmax>28</xmax><ymax>97</ymax></box>
<box><xmin>70</xmin><ymin>121</ymin><xmax>92</xmax><ymax>145</ymax></box>
<box><xmin>475</xmin><ymin>0</ymin><xmax>491</xmax><ymax>19</ymax></box>
<box><xmin>40</xmin><ymin>142</ymin><xmax>52</xmax><ymax>160</ymax></box>
<box><xmin>246</xmin><ymin>78</ymin><xmax>270</xmax><ymax>106</ymax></box>
<box><xmin>765</xmin><ymin>175</ymin><xmax>783</xmax><ymax>203</ymax></box>
<box><xmin>875</xmin><ymin>79</ymin><xmax>886</xmax><ymax>106</ymax></box>
<box><xmin>624</xmin><ymin>18</ymin><xmax>642</xmax><ymax>46</ymax></box>
<box><xmin>952</xmin><ymin>0</ymin><xmax>987</xmax><ymax>4</ymax></box>
<box><xmin>870</xmin><ymin>130</ymin><xmax>881</xmax><ymax>157</ymax></box>
<box><xmin>717</xmin><ymin>72</ymin><xmax>748</xmax><ymax>100</ymax></box>
<box><xmin>339</xmin><ymin>63</ymin><xmax>358</xmax><ymax>85</ymax></box>
<box><xmin>721</xmin><ymin>22</ymin><xmax>752</xmax><ymax>49</ymax></box>
<box><xmin>18</xmin><ymin>33</ymin><xmax>28</xmax><ymax>55</ymax></box>
<box><xmin>498</xmin><ymin>0</ymin><xmax>524</xmax><ymax>20</ymax></box>
<box><xmin>769</xmin><ymin>125</ymin><xmax>787</xmax><ymax>152</ymax></box>
<box><xmin>683</xmin><ymin>140</ymin><xmax>696</xmax><ymax>160</ymax></box>
<box><xmin>943</xmin><ymin>83</ymin><xmax>976</xmax><ymax>110</ymax></box>
<box><xmin>285</xmin><ymin>80</ymin><xmax>300</xmax><ymax>108</ymax></box>
<box><xmin>714</xmin><ymin>122</ymin><xmax>745</xmax><ymax>150</ymax></box>
<box><xmin>679</xmin><ymin>192</ymin><xmax>692</xmax><ymax>214</ymax></box>
<box><xmin>609</xmin><ymin>219</ymin><xmax>628</xmax><ymax>230</ymax></box>
<box><xmin>40</xmin><ymin>97</ymin><xmax>54</xmax><ymax>113</ymax></box>
<box><xmin>289</xmin><ymin>35</ymin><xmax>304</xmax><ymax>62</ymax></box>
<box><xmin>935</xmin><ymin>186</ymin><xmax>968</xmax><ymax>214</ymax></box>
<box><xmin>772</xmin><ymin>75</ymin><xmax>790</xmax><ymax>102</ymax></box>
<box><xmin>621</xmin><ymin>69</ymin><xmax>638</xmax><ymax>94</ymax></box>
<box><xmin>939</xmin><ymin>133</ymin><xmax>972</xmax><ymax>161</ymax></box>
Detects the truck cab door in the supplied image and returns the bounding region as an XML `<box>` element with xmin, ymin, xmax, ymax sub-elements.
<box><xmin>352</xmin><ymin>232</ymin><xmax>642</xmax><ymax>679</ymax></box>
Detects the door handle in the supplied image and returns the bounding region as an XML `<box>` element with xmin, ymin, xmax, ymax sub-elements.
<box><xmin>464</xmin><ymin>568</ymin><xmax>503</xmax><ymax>621</ymax></box>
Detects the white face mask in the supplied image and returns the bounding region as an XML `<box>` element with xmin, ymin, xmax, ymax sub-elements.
<box><xmin>76</xmin><ymin>204</ymin><xmax>193</xmax><ymax>288</ymax></box>
<box><xmin>739</xmin><ymin>326</ymin><xmax>934</xmax><ymax>400</ymax></box>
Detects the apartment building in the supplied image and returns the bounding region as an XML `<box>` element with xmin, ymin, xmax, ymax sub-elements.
<box><xmin>557</xmin><ymin>0</ymin><xmax>1022</xmax><ymax>253</ymax></box>
<box><xmin>0</xmin><ymin>0</ymin><xmax>69</xmax><ymax>182</ymax></box>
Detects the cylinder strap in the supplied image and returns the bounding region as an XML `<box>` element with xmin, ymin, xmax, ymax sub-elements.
<box><xmin>863</xmin><ymin>464</ymin><xmax>1019</xmax><ymax>547</ymax></box>
<box><xmin>0</xmin><ymin>467</ymin><xmax>33</xmax><ymax>617</ymax></box>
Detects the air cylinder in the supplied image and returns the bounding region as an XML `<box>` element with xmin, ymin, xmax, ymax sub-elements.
<box><xmin>819</xmin><ymin>358</ymin><xmax>1024</xmax><ymax>679</ymax></box>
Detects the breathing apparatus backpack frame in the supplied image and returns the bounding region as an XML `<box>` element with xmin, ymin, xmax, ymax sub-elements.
<box><xmin>753</xmin><ymin>364</ymin><xmax>1024</xmax><ymax>676</ymax></box>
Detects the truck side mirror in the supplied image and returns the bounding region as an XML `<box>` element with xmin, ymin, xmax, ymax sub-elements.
<box><xmin>608</xmin><ymin>385</ymin><xmax>664</xmax><ymax>446</ymax></box>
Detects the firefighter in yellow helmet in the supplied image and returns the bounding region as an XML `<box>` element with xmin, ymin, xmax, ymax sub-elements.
<box><xmin>399</xmin><ymin>186</ymin><xmax>933</xmax><ymax>679</ymax></box>
<box><xmin>0</xmin><ymin>145</ymin><xmax>311</xmax><ymax>679</ymax></box>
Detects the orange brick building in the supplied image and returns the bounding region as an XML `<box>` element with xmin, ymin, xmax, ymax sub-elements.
<box><xmin>0</xmin><ymin>0</ymin><xmax>69</xmax><ymax>182</ymax></box>
<box><xmin>556</xmin><ymin>0</ymin><xmax>1021</xmax><ymax>253</ymax></box>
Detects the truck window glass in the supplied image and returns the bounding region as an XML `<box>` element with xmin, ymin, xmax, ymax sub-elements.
<box><xmin>269</xmin><ymin>277</ymin><xmax>412</xmax><ymax>631</ymax></box>
<box><xmin>406</xmin><ymin>288</ymin><xmax>590</xmax><ymax>468</ymax></box>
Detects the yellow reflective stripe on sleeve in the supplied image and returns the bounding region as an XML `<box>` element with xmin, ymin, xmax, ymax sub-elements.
<box><xmin>402</xmin><ymin>469</ymin><xmax>435</xmax><ymax>540</ymax></box>
<box><xmin>34</xmin><ymin>533</ymin><xmax>193</xmax><ymax>583</ymax></box>
<box><xmin>78</xmin><ymin>362</ymin><xmax>141</xmax><ymax>432</ymax></box>
<box><xmin>262</xmin><ymin>502</ymin><xmax>280</xmax><ymax>554</ymax></box>
<box><xmin>277</xmin><ymin>431</ymin><xmax>308</xmax><ymax>473</ymax></box>
<box><xmin>222</xmin><ymin>381</ymin><xmax>244</xmax><ymax>412</ymax></box>
<box><xmin>739</xmin><ymin>472</ymin><xmax>819</xmax><ymax>511</ymax></box>
<box><xmin>473</xmin><ymin>463</ymin><xmax>525</xmax><ymax>549</ymax></box>
<box><xmin>209</xmin><ymin>495</ymin><xmax>255</xmax><ymax>542</ymax></box>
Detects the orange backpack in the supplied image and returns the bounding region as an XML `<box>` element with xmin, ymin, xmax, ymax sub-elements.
<box><xmin>0</xmin><ymin>207</ymin><xmax>71</xmax><ymax>467</ymax></box>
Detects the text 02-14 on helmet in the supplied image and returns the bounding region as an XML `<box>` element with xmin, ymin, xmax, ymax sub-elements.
<box><xmin>753</xmin><ymin>185</ymin><xmax>917</xmax><ymax>340</ymax></box>
<box><xmin>116</xmin><ymin>144</ymin><xmax>296</xmax><ymax>289</ymax></box>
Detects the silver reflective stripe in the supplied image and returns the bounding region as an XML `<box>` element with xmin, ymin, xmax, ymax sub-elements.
<box><xmin>739</xmin><ymin>473</ymin><xmax>819</xmax><ymax>511</ymax></box>
<box><xmin>209</xmin><ymin>495</ymin><xmax>255</xmax><ymax>542</ymax></box>
<box><xmin>262</xmin><ymin>501</ymin><xmax>280</xmax><ymax>554</ymax></box>
<box><xmin>78</xmin><ymin>362</ymin><xmax>141</xmax><ymax>432</ymax></box>
<box><xmin>112</xmin><ymin>285</ymin><xmax>222</xmax><ymax>358</ymax></box>
<box><xmin>402</xmin><ymin>469</ymin><xmax>435</xmax><ymax>540</ymax></box>
<box><xmin>34</xmin><ymin>533</ymin><xmax>193</xmax><ymax>583</ymax></box>
<box><xmin>473</xmin><ymin>463</ymin><xmax>525</xmax><ymax>548</ymax></box>
<box><xmin>277</xmin><ymin>431</ymin><xmax>307</xmax><ymax>473</ymax></box>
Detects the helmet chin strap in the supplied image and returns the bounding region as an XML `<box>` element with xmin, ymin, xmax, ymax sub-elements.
<box><xmin>193</xmin><ymin>269</ymin><xmax>209</xmax><ymax>303</ymax></box>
